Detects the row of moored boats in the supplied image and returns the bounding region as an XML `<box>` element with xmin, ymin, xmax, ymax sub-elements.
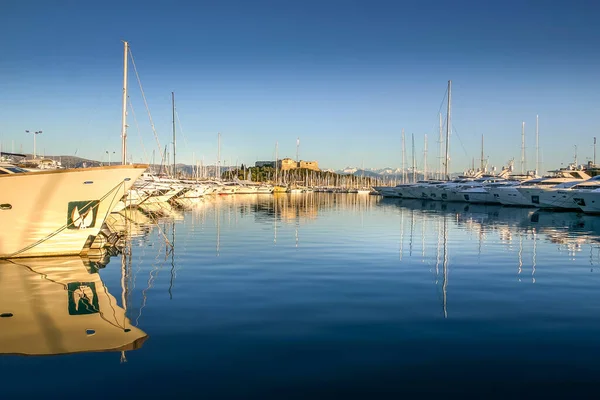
<box><xmin>373</xmin><ymin>165</ymin><xmax>600</xmax><ymax>214</ymax></box>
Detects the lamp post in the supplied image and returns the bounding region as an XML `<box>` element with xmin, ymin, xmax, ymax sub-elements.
<box><xmin>25</xmin><ymin>130</ymin><xmax>42</xmax><ymax>159</ymax></box>
<box><xmin>106</xmin><ymin>150</ymin><xmax>115</xmax><ymax>165</ymax></box>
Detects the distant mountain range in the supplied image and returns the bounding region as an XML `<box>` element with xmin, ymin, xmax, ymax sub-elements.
<box><xmin>333</xmin><ymin>167</ymin><xmax>411</xmax><ymax>178</ymax></box>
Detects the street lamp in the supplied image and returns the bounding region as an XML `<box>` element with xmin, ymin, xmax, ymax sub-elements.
<box><xmin>25</xmin><ymin>130</ymin><xmax>42</xmax><ymax>159</ymax></box>
<box><xmin>106</xmin><ymin>150</ymin><xmax>115</xmax><ymax>165</ymax></box>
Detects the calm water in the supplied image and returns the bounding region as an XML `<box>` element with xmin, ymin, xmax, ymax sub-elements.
<box><xmin>3</xmin><ymin>194</ymin><xmax>600</xmax><ymax>398</ymax></box>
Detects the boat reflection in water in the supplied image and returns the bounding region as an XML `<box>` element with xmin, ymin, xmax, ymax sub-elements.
<box><xmin>383</xmin><ymin>197</ymin><xmax>600</xmax><ymax>246</ymax></box>
<box><xmin>0</xmin><ymin>255</ymin><xmax>147</xmax><ymax>356</ymax></box>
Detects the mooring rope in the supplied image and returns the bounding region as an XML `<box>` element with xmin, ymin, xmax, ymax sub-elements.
<box><xmin>1</xmin><ymin>179</ymin><xmax>129</xmax><ymax>259</ymax></box>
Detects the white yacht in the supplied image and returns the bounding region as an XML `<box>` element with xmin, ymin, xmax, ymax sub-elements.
<box><xmin>373</xmin><ymin>184</ymin><xmax>403</xmax><ymax>198</ymax></box>
<box><xmin>516</xmin><ymin>168</ymin><xmax>591</xmax><ymax>208</ymax></box>
<box><xmin>392</xmin><ymin>183</ymin><xmax>418</xmax><ymax>198</ymax></box>
<box><xmin>488</xmin><ymin>177</ymin><xmax>544</xmax><ymax>206</ymax></box>
<box><xmin>429</xmin><ymin>178</ymin><xmax>473</xmax><ymax>201</ymax></box>
<box><xmin>535</xmin><ymin>176</ymin><xmax>600</xmax><ymax>209</ymax></box>
<box><xmin>573</xmin><ymin>187</ymin><xmax>600</xmax><ymax>214</ymax></box>
<box><xmin>461</xmin><ymin>180</ymin><xmax>518</xmax><ymax>204</ymax></box>
<box><xmin>0</xmin><ymin>163</ymin><xmax>147</xmax><ymax>259</ymax></box>
<box><xmin>402</xmin><ymin>180</ymin><xmax>445</xmax><ymax>199</ymax></box>
<box><xmin>436</xmin><ymin>176</ymin><xmax>503</xmax><ymax>203</ymax></box>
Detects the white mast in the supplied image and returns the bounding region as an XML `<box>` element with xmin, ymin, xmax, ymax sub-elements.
<box><xmin>172</xmin><ymin>92</ymin><xmax>176</xmax><ymax>178</ymax></box>
<box><xmin>535</xmin><ymin>115</ymin><xmax>539</xmax><ymax>176</ymax></box>
<box><xmin>424</xmin><ymin>134</ymin><xmax>428</xmax><ymax>181</ymax></box>
<box><xmin>521</xmin><ymin>121</ymin><xmax>525</xmax><ymax>174</ymax></box>
<box><xmin>445</xmin><ymin>80</ymin><xmax>451</xmax><ymax>179</ymax></box>
<box><xmin>217</xmin><ymin>132</ymin><xmax>221</xmax><ymax>180</ymax></box>
<box><xmin>438</xmin><ymin>112</ymin><xmax>443</xmax><ymax>180</ymax></box>
<box><xmin>121</xmin><ymin>41</ymin><xmax>129</xmax><ymax>165</ymax></box>
<box><xmin>411</xmin><ymin>133</ymin><xmax>416</xmax><ymax>183</ymax></box>
<box><xmin>275</xmin><ymin>141</ymin><xmax>279</xmax><ymax>185</ymax></box>
<box><xmin>401</xmin><ymin>128</ymin><xmax>406</xmax><ymax>184</ymax></box>
<box><xmin>480</xmin><ymin>134</ymin><xmax>484</xmax><ymax>172</ymax></box>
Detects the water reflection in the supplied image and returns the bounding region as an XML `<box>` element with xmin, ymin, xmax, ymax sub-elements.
<box><xmin>5</xmin><ymin>193</ymin><xmax>600</xmax><ymax>395</ymax></box>
<box><xmin>0</xmin><ymin>255</ymin><xmax>147</xmax><ymax>357</ymax></box>
<box><xmin>382</xmin><ymin>197</ymin><xmax>600</xmax><ymax>248</ymax></box>
<box><xmin>65</xmin><ymin>194</ymin><xmax>600</xmax><ymax>326</ymax></box>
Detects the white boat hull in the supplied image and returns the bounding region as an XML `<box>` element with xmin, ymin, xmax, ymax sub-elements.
<box><xmin>461</xmin><ymin>190</ymin><xmax>499</xmax><ymax>204</ymax></box>
<box><xmin>488</xmin><ymin>187</ymin><xmax>533</xmax><ymax>206</ymax></box>
<box><xmin>536</xmin><ymin>189</ymin><xmax>580</xmax><ymax>209</ymax></box>
<box><xmin>0</xmin><ymin>165</ymin><xmax>147</xmax><ymax>258</ymax></box>
<box><xmin>573</xmin><ymin>191</ymin><xmax>600</xmax><ymax>214</ymax></box>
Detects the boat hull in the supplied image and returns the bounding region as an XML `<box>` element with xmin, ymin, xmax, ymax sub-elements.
<box><xmin>0</xmin><ymin>165</ymin><xmax>147</xmax><ymax>258</ymax></box>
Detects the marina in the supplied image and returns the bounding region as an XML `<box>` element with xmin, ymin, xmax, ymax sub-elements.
<box><xmin>3</xmin><ymin>193</ymin><xmax>600</xmax><ymax>397</ymax></box>
<box><xmin>2</xmin><ymin>1</ymin><xmax>600</xmax><ymax>396</ymax></box>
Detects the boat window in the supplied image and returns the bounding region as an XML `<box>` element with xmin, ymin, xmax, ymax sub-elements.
<box><xmin>3</xmin><ymin>166</ymin><xmax>28</xmax><ymax>173</ymax></box>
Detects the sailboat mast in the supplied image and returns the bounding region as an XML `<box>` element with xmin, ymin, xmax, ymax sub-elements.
<box><xmin>438</xmin><ymin>113</ymin><xmax>443</xmax><ymax>180</ymax></box>
<box><xmin>424</xmin><ymin>134</ymin><xmax>428</xmax><ymax>181</ymax></box>
<box><xmin>480</xmin><ymin>134</ymin><xmax>484</xmax><ymax>172</ymax></box>
<box><xmin>217</xmin><ymin>132</ymin><xmax>221</xmax><ymax>180</ymax></box>
<box><xmin>275</xmin><ymin>141</ymin><xmax>279</xmax><ymax>185</ymax></box>
<box><xmin>445</xmin><ymin>80</ymin><xmax>451</xmax><ymax>179</ymax></box>
<box><xmin>401</xmin><ymin>128</ymin><xmax>406</xmax><ymax>184</ymax></box>
<box><xmin>536</xmin><ymin>115</ymin><xmax>539</xmax><ymax>175</ymax></box>
<box><xmin>411</xmin><ymin>133</ymin><xmax>416</xmax><ymax>183</ymax></box>
<box><xmin>521</xmin><ymin>121</ymin><xmax>525</xmax><ymax>174</ymax></box>
<box><xmin>172</xmin><ymin>92</ymin><xmax>176</xmax><ymax>178</ymax></box>
<box><xmin>120</xmin><ymin>41</ymin><xmax>129</xmax><ymax>165</ymax></box>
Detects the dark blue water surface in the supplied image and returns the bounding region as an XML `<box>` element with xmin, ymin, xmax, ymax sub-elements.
<box><xmin>3</xmin><ymin>194</ymin><xmax>600</xmax><ymax>398</ymax></box>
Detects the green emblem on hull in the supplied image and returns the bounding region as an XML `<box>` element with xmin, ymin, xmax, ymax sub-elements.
<box><xmin>67</xmin><ymin>282</ymin><xmax>99</xmax><ymax>315</ymax></box>
<box><xmin>67</xmin><ymin>200</ymin><xmax>99</xmax><ymax>229</ymax></box>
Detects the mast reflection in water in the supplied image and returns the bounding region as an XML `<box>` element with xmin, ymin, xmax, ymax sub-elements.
<box><xmin>3</xmin><ymin>193</ymin><xmax>600</xmax><ymax>397</ymax></box>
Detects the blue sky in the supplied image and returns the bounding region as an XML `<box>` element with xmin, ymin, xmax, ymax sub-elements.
<box><xmin>1</xmin><ymin>0</ymin><xmax>599</xmax><ymax>172</ymax></box>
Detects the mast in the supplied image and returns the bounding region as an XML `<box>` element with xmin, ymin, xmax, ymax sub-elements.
<box><xmin>438</xmin><ymin>112</ymin><xmax>443</xmax><ymax>180</ymax></box>
<box><xmin>120</xmin><ymin>41</ymin><xmax>129</xmax><ymax>165</ymax></box>
<box><xmin>480</xmin><ymin>134</ymin><xmax>484</xmax><ymax>172</ymax></box>
<box><xmin>445</xmin><ymin>80</ymin><xmax>451</xmax><ymax>179</ymax></box>
<box><xmin>217</xmin><ymin>132</ymin><xmax>221</xmax><ymax>180</ymax></box>
<box><xmin>172</xmin><ymin>92</ymin><xmax>176</xmax><ymax>178</ymax></box>
<box><xmin>535</xmin><ymin>115</ymin><xmax>539</xmax><ymax>176</ymax></box>
<box><xmin>401</xmin><ymin>128</ymin><xmax>406</xmax><ymax>184</ymax></box>
<box><xmin>521</xmin><ymin>121</ymin><xmax>525</xmax><ymax>174</ymax></box>
<box><xmin>275</xmin><ymin>141</ymin><xmax>279</xmax><ymax>185</ymax></box>
<box><xmin>423</xmin><ymin>134</ymin><xmax>428</xmax><ymax>181</ymax></box>
<box><xmin>411</xmin><ymin>133</ymin><xmax>416</xmax><ymax>182</ymax></box>
<box><xmin>595</xmin><ymin>137</ymin><xmax>597</xmax><ymax>166</ymax></box>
